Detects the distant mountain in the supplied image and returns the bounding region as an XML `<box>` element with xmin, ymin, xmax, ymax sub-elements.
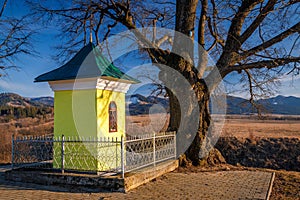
<box><xmin>257</xmin><ymin>95</ymin><xmax>300</xmax><ymax>115</ymax></box>
<box><xmin>226</xmin><ymin>96</ymin><xmax>254</xmax><ymax>114</ymax></box>
<box><xmin>0</xmin><ymin>93</ymin><xmax>32</xmax><ymax>108</ymax></box>
<box><xmin>126</xmin><ymin>94</ymin><xmax>300</xmax><ymax>115</ymax></box>
<box><xmin>0</xmin><ymin>93</ymin><xmax>53</xmax><ymax>118</ymax></box>
<box><xmin>126</xmin><ymin>94</ymin><xmax>169</xmax><ymax>115</ymax></box>
<box><xmin>30</xmin><ymin>97</ymin><xmax>54</xmax><ymax>107</ymax></box>
<box><xmin>0</xmin><ymin>93</ymin><xmax>54</xmax><ymax>107</ymax></box>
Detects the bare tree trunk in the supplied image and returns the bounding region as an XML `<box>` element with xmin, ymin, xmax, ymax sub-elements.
<box><xmin>186</xmin><ymin>83</ymin><xmax>225</xmax><ymax>166</ymax></box>
<box><xmin>185</xmin><ymin>83</ymin><xmax>211</xmax><ymax>165</ymax></box>
<box><xmin>166</xmin><ymin>87</ymin><xmax>181</xmax><ymax>132</ymax></box>
<box><xmin>168</xmin><ymin>0</ymin><xmax>225</xmax><ymax>166</ymax></box>
<box><xmin>164</xmin><ymin>53</ymin><xmax>225</xmax><ymax>166</ymax></box>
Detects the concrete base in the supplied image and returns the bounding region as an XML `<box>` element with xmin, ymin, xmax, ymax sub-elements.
<box><xmin>5</xmin><ymin>160</ymin><xmax>178</xmax><ymax>193</ymax></box>
<box><xmin>124</xmin><ymin>160</ymin><xmax>179</xmax><ymax>191</ymax></box>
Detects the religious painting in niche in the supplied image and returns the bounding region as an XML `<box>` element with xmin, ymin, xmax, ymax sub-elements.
<box><xmin>109</xmin><ymin>101</ymin><xmax>117</xmax><ymax>132</ymax></box>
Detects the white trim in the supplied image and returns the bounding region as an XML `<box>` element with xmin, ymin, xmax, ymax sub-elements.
<box><xmin>96</xmin><ymin>79</ymin><xmax>131</xmax><ymax>93</ymax></box>
<box><xmin>49</xmin><ymin>78</ymin><xmax>97</xmax><ymax>91</ymax></box>
<box><xmin>49</xmin><ymin>77</ymin><xmax>132</xmax><ymax>93</ymax></box>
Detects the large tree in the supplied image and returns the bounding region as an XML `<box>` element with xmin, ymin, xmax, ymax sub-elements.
<box><xmin>31</xmin><ymin>0</ymin><xmax>300</xmax><ymax>165</ymax></box>
<box><xmin>0</xmin><ymin>0</ymin><xmax>35</xmax><ymax>77</ymax></box>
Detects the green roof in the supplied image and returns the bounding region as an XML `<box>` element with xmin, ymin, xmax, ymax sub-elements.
<box><xmin>34</xmin><ymin>42</ymin><xmax>139</xmax><ymax>83</ymax></box>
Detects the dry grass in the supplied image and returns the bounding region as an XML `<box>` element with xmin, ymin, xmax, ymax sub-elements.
<box><xmin>220</xmin><ymin>118</ymin><xmax>300</xmax><ymax>139</ymax></box>
<box><xmin>270</xmin><ymin>170</ymin><xmax>300</xmax><ymax>199</ymax></box>
<box><xmin>0</xmin><ymin>115</ymin><xmax>53</xmax><ymax>164</ymax></box>
<box><xmin>126</xmin><ymin>114</ymin><xmax>169</xmax><ymax>136</ymax></box>
<box><xmin>126</xmin><ymin>114</ymin><xmax>300</xmax><ymax>139</ymax></box>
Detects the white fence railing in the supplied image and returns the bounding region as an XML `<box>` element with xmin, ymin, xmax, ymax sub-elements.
<box><xmin>12</xmin><ymin>132</ymin><xmax>176</xmax><ymax>178</ymax></box>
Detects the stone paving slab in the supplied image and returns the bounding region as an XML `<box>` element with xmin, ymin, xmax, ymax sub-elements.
<box><xmin>0</xmin><ymin>166</ymin><xmax>274</xmax><ymax>200</ymax></box>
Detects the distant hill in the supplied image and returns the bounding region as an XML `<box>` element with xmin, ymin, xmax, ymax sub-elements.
<box><xmin>226</xmin><ymin>95</ymin><xmax>300</xmax><ymax>115</ymax></box>
<box><xmin>226</xmin><ymin>96</ymin><xmax>253</xmax><ymax>114</ymax></box>
<box><xmin>0</xmin><ymin>93</ymin><xmax>32</xmax><ymax>108</ymax></box>
<box><xmin>126</xmin><ymin>94</ymin><xmax>300</xmax><ymax>115</ymax></box>
<box><xmin>30</xmin><ymin>97</ymin><xmax>54</xmax><ymax>107</ymax></box>
<box><xmin>257</xmin><ymin>95</ymin><xmax>300</xmax><ymax>115</ymax></box>
<box><xmin>126</xmin><ymin>94</ymin><xmax>169</xmax><ymax>115</ymax></box>
<box><xmin>0</xmin><ymin>93</ymin><xmax>53</xmax><ymax>119</ymax></box>
<box><xmin>0</xmin><ymin>93</ymin><xmax>54</xmax><ymax>107</ymax></box>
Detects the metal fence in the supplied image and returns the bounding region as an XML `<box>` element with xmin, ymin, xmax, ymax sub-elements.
<box><xmin>125</xmin><ymin>132</ymin><xmax>176</xmax><ymax>172</ymax></box>
<box><xmin>12</xmin><ymin>132</ymin><xmax>176</xmax><ymax>178</ymax></box>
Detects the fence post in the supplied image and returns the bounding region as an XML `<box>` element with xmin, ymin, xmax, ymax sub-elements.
<box><xmin>121</xmin><ymin>136</ymin><xmax>125</xmax><ymax>179</ymax></box>
<box><xmin>11</xmin><ymin>134</ymin><xmax>14</xmax><ymax>169</ymax></box>
<box><xmin>115</xmin><ymin>137</ymin><xmax>118</xmax><ymax>169</ymax></box>
<box><xmin>174</xmin><ymin>131</ymin><xmax>177</xmax><ymax>159</ymax></box>
<box><xmin>153</xmin><ymin>133</ymin><xmax>156</xmax><ymax>166</ymax></box>
<box><xmin>61</xmin><ymin>134</ymin><xmax>65</xmax><ymax>174</ymax></box>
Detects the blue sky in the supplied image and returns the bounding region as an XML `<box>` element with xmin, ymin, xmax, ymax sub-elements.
<box><xmin>0</xmin><ymin>0</ymin><xmax>299</xmax><ymax>98</ymax></box>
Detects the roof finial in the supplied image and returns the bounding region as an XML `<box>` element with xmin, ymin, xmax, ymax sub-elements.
<box><xmin>89</xmin><ymin>3</ymin><xmax>93</xmax><ymax>43</ymax></box>
<box><xmin>89</xmin><ymin>16</ymin><xmax>93</xmax><ymax>43</ymax></box>
<box><xmin>89</xmin><ymin>29</ymin><xmax>93</xmax><ymax>43</ymax></box>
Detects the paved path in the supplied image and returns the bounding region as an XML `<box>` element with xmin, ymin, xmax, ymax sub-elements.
<box><xmin>0</xmin><ymin>166</ymin><xmax>274</xmax><ymax>200</ymax></box>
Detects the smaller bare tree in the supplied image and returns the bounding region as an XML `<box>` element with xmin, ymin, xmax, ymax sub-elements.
<box><xmin>0</xmin><ymin>0</ymin><xmax>35</xmax><ymax>77</ymax></box>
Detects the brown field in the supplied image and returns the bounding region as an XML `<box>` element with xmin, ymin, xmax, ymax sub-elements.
<box><xmin>0</xmin><ymin>115</ymin><xmax>53</xmax><ymax>164</ymax></box>
<box><xmin>221</xmin><ymin>118</ymin><xmax>300</xmax><ymax>139</ymax></box>
<box><xmin>126</xmin><ymin>114</ymin><xmax>300</xmax><ymax>139</ymax></box>
<box><xmin>126</xmin><ymin>113</ymin><xmax>169</xmax><ymax>135</ymax></box>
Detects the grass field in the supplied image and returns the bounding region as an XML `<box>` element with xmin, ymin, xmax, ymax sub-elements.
<box><xmin>221</xmin><ymin>118</ymin><xmax>300</xmax><ymax>139</ymax></box>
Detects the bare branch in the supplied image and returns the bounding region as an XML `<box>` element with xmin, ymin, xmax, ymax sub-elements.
<box><xmin>95</xmin><ymin>12</ymin><xmax>105</xmax><ymax>45</ymax></box>
<box><xmin>196</xmin><ymin>0</ymin><xmax>208</xmax><ymax>79</ymax></box>
<box><xmin>0</xmin><ymin>14</ymin><xmax>35</xmax><ymax>70</ymax></box>
<box><xmin>156</xmin><ymin>35</ymin><xmax>173</xmax><ymax>47</ymax></box>
<box><xmin>244</xmin><ymin>69</ymin><xmax>262</xmax><ymax>116</ymax></box>
<box><xmin>239</xmin><ymin>0</ymin><xmax>277</xmax><ymax>44</ymax></box>
<box><xmin>103</xmin><ymin>21</ymin><xmax>118</xmax><ymax>41</ymax></box>
<box><xmin>206</xmin><ymin>16</ymin><xmax>225</xmax><ymax>49</ymax></box>
<box><xmin>288</xmin><ymin>34</ymin><xmax>300</xmax><ymax>56</ymax></box>
<box><xmin>152</xmin><ymin>18</ymin><xmax>157</xmax><ymax>43</ymax></box>
<box><xmin>0</xmin><ymin>0</ymin><xmax>8</xmax><ymax>18</ymax></box>
<box><xmin>226</xmin><ymin>56</ymin><xmax>300</xmax><ymax>73</ymax></box>
<box><xmin>240</xmin><ymin>22</ymin><xmax>300</xmax><ymax>59</ymax></box>
<box><xmin>225</xmin><ymin>0</ymin><xmax>263</xmax><ymax>47</ymax></box>
<box><xmin>216</xmin><ymin>0</ymin><xmax>264</xmax><ymax>74</ymax></box>
<box><xmin>198</xmin><ymin>0</ymin><xmax>207</xmax><ymax>48</ymax></box>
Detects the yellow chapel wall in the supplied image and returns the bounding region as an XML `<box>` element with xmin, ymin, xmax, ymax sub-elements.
<box><xmin>53</xmin><ymin>89</ymin><xmax>98</xmax><ymax>171</ymax></box>
<box><xmin>96</xmin><ymin>89</ymin><xmax>125</xmax><ymax>171</ymax></box>
<box><xmin>96</xmin><ymin>89</ymin><xmax>125</xmax><ymax>139</ymax></box>
<box><xmin>54</xmin><ymin>89</ymin><xmax>98</xmax><ymax>138</ymax></box>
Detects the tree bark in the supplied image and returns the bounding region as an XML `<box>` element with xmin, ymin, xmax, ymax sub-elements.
<box><xmin>186</xmin><ymin>82</ymin><xmax>211</xmax><ymax>165</ymax></box>
<box><xmin>186</xmin><ymin>82</ymin><xmax>225</xmax><ymax>166</ymax></box>
<box><xmin>163</xmin><ymin>53</ymin><xmax>225</xmax><ymax>166</ymax></box>
<box><xmin>166</xmin><ymin>87</ymin><xmax>181</xmax><ymax>132</ymax></box>
<box><xmin>168</xmin><ymin>0</ymin><xmax>225</xmax><ymax>167</ymax></box>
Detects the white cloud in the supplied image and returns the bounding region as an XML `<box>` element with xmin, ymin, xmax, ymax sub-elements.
<box><xmin>279</xmin><ymin>75</ymin><xmax>300</xmax><ymax>82</ymax></box>
<box><xmin>279</xmin><ymin>76</ymin><xmax>300</xmax><ymax>97</ymax></box>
